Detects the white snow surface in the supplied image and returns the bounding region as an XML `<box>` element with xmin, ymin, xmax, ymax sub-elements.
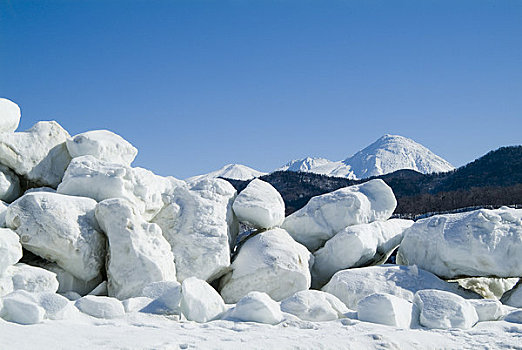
<box><xmin>0</xmin><ymin>228</ymin><xmax>22</xmax><ymax>276</ymax></box>
<box><xmin>226</xmin><ymin>291</ymin><xmax>283</xmax><ymax>325</ymax></box>
<box><xmin>282</xmin><ymin>179</ymin><xmax>397</xmax><ymax>251</ymax></box>
<box><xmin>180</xmin><ymin>277</ymin><xmax>225</xmax><ymax>323</ymax></box>
<box><xmin>0</xmin><ymin>121</ymin><xmax>71</xmax><ymax>187</ymax></box>
<box><xmin>357</xmin><ymin>293</ymin><xmax>417</xmax><ymax>328</ymax></box>
<box><xmin>413</xmin><ymin>289</ymin><xmax>478</xmax><ymax>330</ymax></box>
<box><xmin>397</xmin><ymin>207</ymin><xmax>522</xmax><ymax>278</ymax></box>
<box><xmin>0</xmin><ymin>98</ymin><xmax>21</xmax><ymax>133</ymax></box>
<box><xmin>322</xmin><ymin>265</ymin><xmax>478</xmax><ymax>310</ymax></box>
<box><xmin>186</xmin><ymin>163</ymin><xmax>266</xmax><ymax>183</ymax></box>
<box><xmin>95</xmin><ymin>198</ymin><xmax>177</xmax><ymax>300</ymax></box>
<box><xmin>152</xmin><ymin>179</ymin><xmax>238</xmax><ymax>282</ymax></box>
<box><xmin>232</xmin><ymin>179</ymin><xmax>285</xmax><ymax>229</ymax></box>
<box><xmin>57</xmin><ymin>155</ymin><xmax>185</xmax><ymax>220</ymax></box>
<box><xmin>220</xmin><ymin>228</ymin><xmax>312</xmax><ymax>303</ymax></box>
<box><xmin>280</xmin><ymin>290</ymin><xmax>350</xmax><ymax>322</ymax></box>
<box><xmin>0</xmin><ymin>164</ymin><xmax>20</xmax><ymax>203</ymax></box>
<box><xmin>6</xmin><ymin>192</ymin><xmax>105</xmax><ymax>281</ymax></box>
<box><xmin>312</xmin><ymin>219</ymin><xmax>413</xmax><ymax>287</ymax></box>
<box><xmin>67</xmin><ymin>129</ymin><xmax>138</xmax><ymax>166</ymax></box>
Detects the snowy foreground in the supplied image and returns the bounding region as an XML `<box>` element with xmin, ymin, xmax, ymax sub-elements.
<box><xmin>1</xmin><ymin>98</ymin><xmax>522</xmax><ymax>349</ymax></box>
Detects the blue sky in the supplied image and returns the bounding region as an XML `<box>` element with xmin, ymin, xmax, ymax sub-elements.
<box><xmin>1</xmin><ymin>0</ymin><xmax>521</xmax><ymax>178</ymax></box>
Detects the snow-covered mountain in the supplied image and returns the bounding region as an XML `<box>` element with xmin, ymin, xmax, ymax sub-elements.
<box><xmin>186</xmin><ymin>164</ymin><xmax>267</xmax><ymax>183</ymax></box>
<box><xmin>277</xmin><ymin>135</ymin><xmax>454</xmax><ymax>179</ymax></box>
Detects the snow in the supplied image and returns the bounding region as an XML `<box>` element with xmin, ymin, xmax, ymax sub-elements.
<box><xmin>180</xmin><ymin>277</ymin><xmax>226</xmax><ymax>323</ymax></box>
<box><xmin>413</xmin><ymin>289</ymin><xmax>478</xmax><ymax>330</ymax></box>
<box><xmin>140</xmin><ymin>281</ymin><xmax>182</xmax><ymax>315</ymax></box>
<box><xmin>322</xmin><ymin>265</ymin><xmax>478</xmax><ymax>310</ymax></box>
<box><xmin>0</xmin><ymin>121</ymin><xmax>71</xmax><ymax>187</ymax></box>
<box><xmin>0</xmin><ymin>228</ymin><xmax>22</xmax><ymax>276</ymax></box>
<box><xmin>0</xmin><ymin>290</ymin><xmax>45</xmax><ymax>324</ymax></box>
<box><xmin>357</xmin><ymin>293</ymin><xmax>417</xmax><ymax>328</ymax></box>
<box><xmin>280</xmin><ymin>290</ymin><xmax>350</xmax><ymax>322</ymax></box>
<box><xmin>0</xmin><ymin>98</ymin><xmax>21</xmax><ymax>133</ymax></box>
<box><xmin>6</xmin><ymin>192</ymin><xmax>105</xmax><ymax>281</ymax></box>
<box><xmin>282</xmin><ymin>179</ymin><xmax>397</xmax><ymax>251</ymax></box>
<box><xmin>225</xmin><ymin>291</ymin><xmax>283</xmax><ymax>325</ymax></box>
<box><xmin>57</xmin><ymin>155</ymin><xmax>185</xmax><ymax>220</ymax></box>
<box><xmin>0</xmin><ymin>164</ymin><xmax>20</xmax><ymax>203</ymax></box>
<box><xmin>468</xmin><ymin>299</ymin><xmax>504</xmax><ymax>322</ymax></box>
<box><xmin>8</xmin><ymin>263</ymin><xmax>59</xmax><ymax>293</ymax></box>
<box><xmin>67</xmin><ymin>130</ymin><xmax>138</xmax><ymax>166</ymax></box>
<box><xmin>186</xmin><ymin>164</ymin><xmax>267</xmax><ymax>183</ymax></box>
<box><xmin>312</xmin><ymin>219</ymin><xmax>413</xmax><ymax>287</ymax></box>
<box><xmin>232</xmin><ymin>179</ymin><xmax>285</xmax><ymax>229</ymax></box>
<box><xmin>75</xmin><ymin>295</ymin><xmax>125</xmax><ymax>319</ymax></box>
<box><xmin>220</xmin><ymin>228</ymin><xmax>312</xmax><ymax>303</ymax></box>
<box><xmin>397</xmin><ymin>207</ymin><xmax>522</xmax><ymax>278</ymax></box>
<box><xmin>95</xmin><ymin>198</ymin><xmax>176</xmax><ymax>300</ymax></box>
<box><xmin>152</xmin><ymin>179</ymin><xmax>238</xmax><ymax>282</ymax></box>
<box><xmin>501</xmin><ymin>281</ymin><xmax>522</xmax><ymax>308</ymax></box>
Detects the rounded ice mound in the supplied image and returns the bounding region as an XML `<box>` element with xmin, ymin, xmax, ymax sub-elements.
<box><xmin>0</xmin><ymin>98</ymin><xmax>21</xmax><ymax>132</ymax></box>
<box><xmin>282</xmin><ymin>179</ymin><xmax>397</xmax><ymax>251</ymax></box>
<box><xmin>280</xmin><ymin>290</ymin><xmax>350</xmax><ymax>322</ymax></box>
<box><xmin>0</xmin><ymin>290</ymin><xmax>45</xmax><ymax>325</ymax></box>
<box><xmin>6</xmin><ymin>192</ymin><xmax>106</xmax><ymax>281</ymax></box>
<box><xmin>232</xmin><ymin>179</ymin><xmax>285</xmax><ymax>229</ymax></box>
<box><xmin>397</xmin><ymin>207</ymin><xmax>522</xmax><ymax>279</ymax></box>
<box><xmin>75</xmin><ymin>295</ymin><xmax>125</xmax><ymax>319</ymax></box>
<box><xmin>468</xmin><ymin>299</ymin><xmax>504</xmax><ymax>322</ymax></box>
<box><xmin>180</xmin><ymin>277</ymin><xmax>226</xmax><ymax>323</ymax></box>
<box><xmin>357</xmin><ymin>293</ymin><xmax>416</xmax><ymax>328</ymax></box>
<box><xmin>226</xmin><ymin>291</ymin><xmax>283</xmax><ymax>325</ymax></box>
<box><xmin>322</xmin><ymin>265</ymin><xmax>478</xmax><ymax>310</ymax></box>
<box><xmin>413</xmin><ymin>289</ymin><xmax>478</xmax><ymax>330</ymax></box>
<box><xmin>219</xmin><ymin>228</ymin><xmax>312</xmax><ymax>303</ymax></box>
<box><xmin>67</xmin><ymin>130</ymin><xmax>138</xmax><ymax>166</ymax></box>
<box><xmin>0</xmin><ymin>228</ymin><xmax>22</xmax><ymax>275</ymax></box>
<box><xmin>0</xmin><ymin>164</ymin><xmax>21</xmax><ymax>203</ymax></box>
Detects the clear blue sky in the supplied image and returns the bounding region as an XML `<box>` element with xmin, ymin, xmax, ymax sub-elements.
<box><xmin>1</xmin><ymin>0</ymin><xmax>521</xmax><ymax>179</ymax></box>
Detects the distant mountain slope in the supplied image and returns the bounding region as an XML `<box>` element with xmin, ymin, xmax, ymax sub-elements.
<box><xmin>226</xmin><ymin>146</ymin><xmax>522</xmax><ymax>217</ymax></box>
<box><xmin>276</xmin><ymin>134</ymin><xmax>454</xmax><ymax>179</ymax></box>
<box><xmin>186</xmin><ymin>164</ymin><xmax>266</xmax><ymax>183</ymax></box>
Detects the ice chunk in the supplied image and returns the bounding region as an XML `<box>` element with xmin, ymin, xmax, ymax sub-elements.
<box><xmin>504</xmin><ymin>309</ymin><xmax>522</xmax><ymax>324</ymax></box>
<box><xmin>37</xmin><ymin>292</ymin><xmax>78</xmax><ymax>320</ymax></box>
<box><xmin>0</xmin><ymin>228</ymin><xmax>22</xmax><ymax>275</ymax></box>
<box><xmin>280</xmin><ymin>290</ymin><xmax>349</xmax><ymax>322</ymax></box>
<box><xmin>38</xmin><ymin>262</ymin><xmax>103</xmax><ymax>296</ymax></box>
<box><xmin>413</xmin><ymin>289</ymin><xmax>478</xmax><ymax>329</ymax></box>
<box><xmin>322</xmin><ymin>265</ymin><xmax>478</xmax><ymax>310</ymax></box>
<box><xmin>220</xmin><ymin>228</ymin><xmax>312</xmax><ymax>303</ymax></box>
<box><xmin>122</xmin><ymin>297</ymin><xmax>153</xmax><ymax>313</ymax></box>
<box><xmin>0</xmin><ymin>201</ymin><xmax>7</xmax><ymax>227</ymax></box>
<box><xmin>152</xmin><ymin>179</ymin><xmax>238</xmax><ymax>282</ymax></box>
<box><xmin>226</xmin><ymin>291</ymin><xmax>283</xmax><ymax>325</ymax></box>
<box><xmin>67</xmin><ymin>130</ymin><xmax>138</xmax><ymax>166</ymax></box>
<box><xmin>75</xmin><ymin>295</ymin><xmax>125</xmax><ymax>319</ymax></box>
<box><xmin>312</xmin><ymin>219</ymin><xmax>413</xmax><ymax>287</ymax></box>
<box><xmin>468</xmin><ymin>299</ymin><xmax>504</xmax><ymax>321</ymax></box>
<box><xmin>8</xmin><ymin>263</ymin><xmax>59</xmax><ymax>293</ymax></box>
<box><xmin>0</xmin><ymin>98</ymin><xmax>21</xmax><ymax>132</ymax></box>
<box><xmin>232</xmin><ymin>179</ymin><xmax>285</xmax><ymax>229</ymax></box>
<box><xmin>282</xmin><ymin>179</ymin><xmax>397</xmax><ymax>251</ymax></box>
<box><xmin>0</xmin><ymin>164</ymin><xmax>20</xmax><ymax>203</ymax></box>
<box><xmin>452</xmin><ymin>277</ymin><xmax>519</xmax><ymax>300</ymax></box>
<box><xmin>180</xmin><ymin>277</ymin><xmax>225</xmax><ymax>323</ymax></box>
<box><xmin>6</xmin><ymin>192</ymin><xmax>105</xmax><ymax>281</ymax></box>
<box><xmin>357</xmin><ymin>293</ymin><xmax>417</xmax><ymax>328</ymax></box>
<box><xmin>58</xmin><ymin>155</ymin><xmax>185</xmax><ymax>220</ymax></box>
<box><xmin>397</xmin><ymin>207</ymin><xmax>522</xmax><ymax>278</ymax></box>
<box><xmin>0</xmin><ymin>290</ymin><xmax>45</xmax><ymax>324</ymax></box>
<box><xmin>501</xmin><ymin>281</ymin><xmax>522</xmax><ymax>308</ymax></box>
<box><xmin>0</xmin><ymin>121</ymin><xmax>71</xmax><ymax>187</ymax></box>
<box><xmin>140</xmin><ymin>281</ymin><xmax>182</xmax><ymax>315</ymax></box>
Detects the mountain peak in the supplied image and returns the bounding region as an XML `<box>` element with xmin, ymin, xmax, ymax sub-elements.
<box><xmin>186</xmin><ymin>163</ymin><xmax>267</xmax><ymax>183</ymax></box>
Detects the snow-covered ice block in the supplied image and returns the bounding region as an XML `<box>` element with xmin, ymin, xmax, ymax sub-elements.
<box><xmin>413</xmin><ymin>289</ymin><xmax>478</xmax><ymax>330</ymax></box>
<box><xmin>140</xmin><ymin>281</ymin><xmax>182</xmax><ymax>315</ymax></box>
<box><xmin>0</xmin><ymin>121</ymin><xmax>71</xmax><ymax>187</ymax></box>
<box><xmin>0</xmin><ymin>98</ymin><xmax>21</xmax><ymax>132</ymax></box>
<box><xmin>232</xmin><ymin>179</ymin><xmax>285</xmax><ymax>229</ymax></box>
<box><xmin>0</xmin><ymin>290</ymin><xmax>45</xmax><ymax>324</ymax></box>
<box><xmin>95</xmin><ymin>198</ymin><xmax>176</xmax><ymax>300</ymax></box>
<box><xmin>501</xmin><ymin>281</ymin><xmax>522</xmax><ymax>308</ymax></box>
<box><xmin>8</xmin><ymin>263</ymin><xmax>59</xmax><ymax>293</ymax></box>
<box><xmin>504</xmin><ymin>310</ymin><xmax>522</xmax><ymax>324</ymax></box>
<box><xmin>312</xmin><ymin>219</ymin><xmax>413</xmax><ymax>287</ymax></box>
<box><xmin>226</xmin><ymin>291</ymin><xmax>283</xmax><ymax>325</ymax></box>
<box><xmin>0</xmin><ymin>273</ymin><xmax>13</xmax><ymax>297</ymax></box>
<box><xmin>39</xmin><ymin>262</ymin><xmax>103</xmax><ymax>296</ymax></box>
<box><xmin>67</xmin><ymin>130</ymin><xmax>138</xmax><ymax>166</ymax></box>
<box><xmin>58</xmin><ymin>155</ymin><xmax>185</xmax><ymax>220</ymax></box>
<box><xmin>37</xmin><ymin>292</ymin><xmax>78</xmax><ymax>320</ymax></box>
<box><xmin>468</xmin><ymin>299</ymin><xmax>504</xmax><ymax>322</ymax></box>
<box><xmin>322</xmin><ymin>265</ymin><xmax>477</xmax><ymax>310</ymax></box>
<box><xmin>6</xmin><ymin>192</ymin><xmax>105</xmax><ymax>281</ymax></box>
<box><xmin>220</xmin><ymin>228</ymin><xmax>312</xmax><ymax>303</ymax></box>
<box><xmin>0</xmin><ymin>228</ymin><xmax>22</xmax><ymax>275</ymax></box>
<box><xmin>357</xmin><ymin>293</ymin><xmax>417</xmax><ymax>328</ymax></box>
<box><xmin>280</xmin><ymin>290</ymin><xmax>350</xmax><ymax>322</ymax></box>
<box><xmin>152</xmin><ymin>179</ymin><xmax>238</xmax><ymax>282</ymax></box>
<box><xmin>0</xmin><ymin>164</ymin><xmax>20</xmax><ymax>203</ymax></box>
<box><xmin>180</xmin><ymin>277</ymin><xmax>225</xmax><ymax>323</ymax></box>
<box><xmin>453</xmin><ymin>277</ymin><xmax>519</xmax><ymax>300</ymax></box>
<box><xmin>122</xmin><ymin>297</ymin><xmax>153</xmax><ymax>313</ymax></box>
<box><xmin>75</xmin><ymin>295</ymin><xmax>125</xmax><ymax>319</ymax></box>
<box><xmin>0</xmin><ymin>201</ymin><xmax>7</xmax><ymax>227</ymax></box>
<box><xmin>282</xmin><ymin>179</ymin><xmax>397</xmax><ymax>251</ymax></box>
<box><xmin>397</xmin><ymin>207</ymin><xmax>522</xmax><ymax>278</ymax></box>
